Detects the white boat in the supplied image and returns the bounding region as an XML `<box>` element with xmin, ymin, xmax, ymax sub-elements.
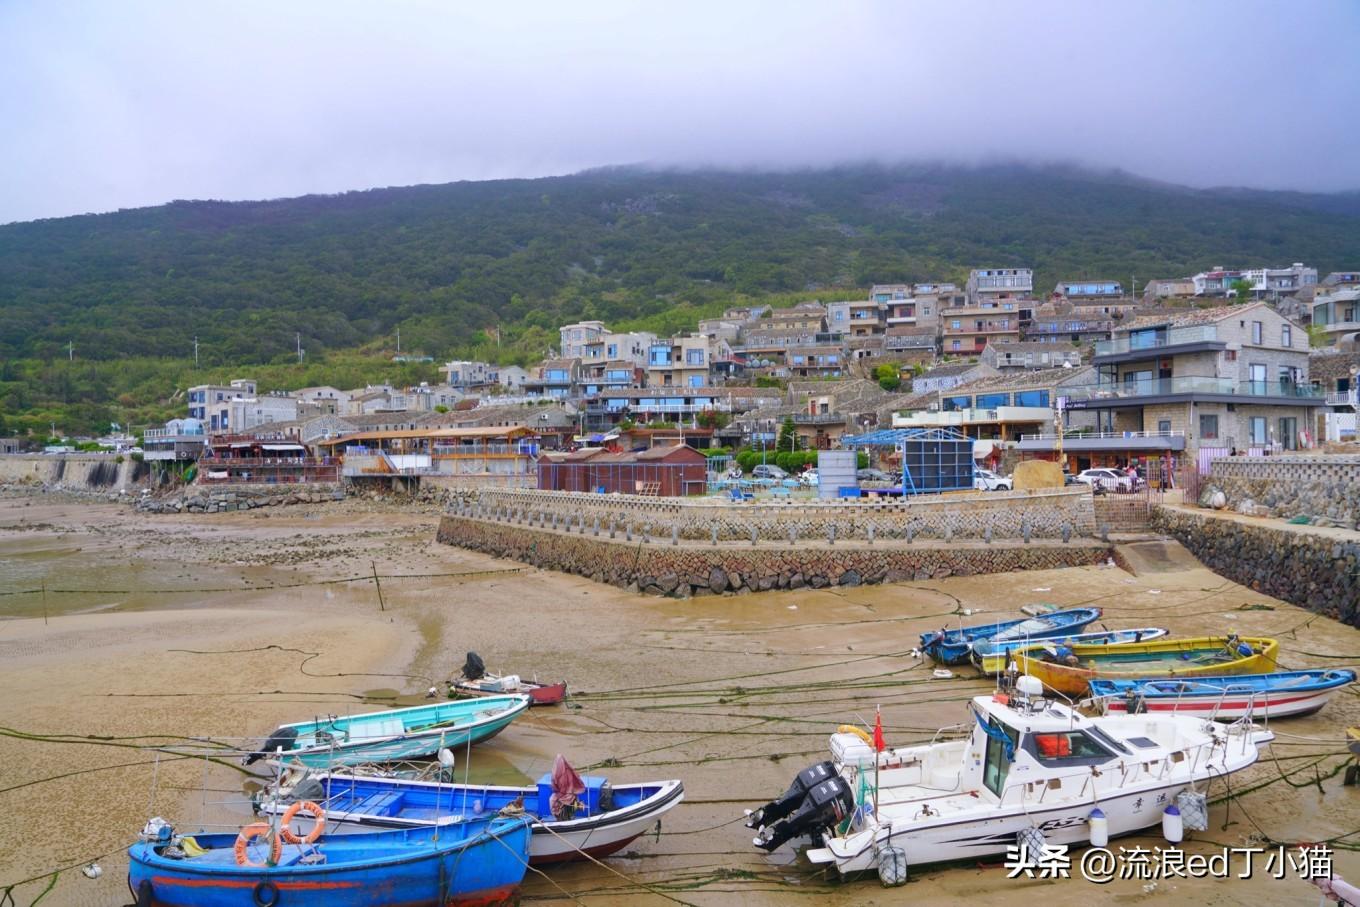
<box><xmin>746</xmin><ymin>676</ymin><xmax>1272</xmax><ymax>882</ymax></box>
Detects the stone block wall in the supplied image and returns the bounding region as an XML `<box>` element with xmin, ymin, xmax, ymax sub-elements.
<box><xmin>1151</xmin><ymin>506</ymin><xmax>1360</xmax><ymax>625</ymax></box>
<box><xmin>136</xmin><ymin>483</ymin><xmax>345</xmax><ymax>514</ymax></box>
<box><xmin>451</xmin><ymin>486</ymin><xmax>1096</xmax><ymax>543</ymax></box>
<box><xmin>436</xmin><ymin>516</ymin><xmax>1111</xmax><ymax>596</ymax></box>
<box><xmin>1207</xmin><ymin>455</ymin><xmax>1360</xmax><ymax>529</ymax></box>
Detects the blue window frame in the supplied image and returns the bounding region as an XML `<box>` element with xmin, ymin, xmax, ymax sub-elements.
<box><xmin>1015</xmin><ymin>390</ymin><xmax>1050</xmax><ymax>407</ymax></box>
<box><xmin>943</xmin><ymin>395</ymin><xmax>972</xmax><ymax>411</ymax></box>
<box><xmin>547</xmin><ymin>369</ymin><xmax>569</xmax><ymax>382</ymax></box>
<box><xmin>688</xmin><ymin>375</ymin><xmax>703</xmax><ymax>388</ymax></box>
<box><xmin>686</xmin><ymin>349</ymin><xmax>705</xmax><ymax>365</ymax></box>
<box><xmin>975</xmin><ymin>393</ymin><xmax>1010</xmax><ymax>409</ymax></box>
<box><xmin>606</xmin><ymin>399</ymin><xmax>628</xmax><ymax>411</ymax></box>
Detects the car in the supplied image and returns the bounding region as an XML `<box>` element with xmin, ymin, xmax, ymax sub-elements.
<box><xmin>799</xmin><ymin>469</ymin><xmax>819</xmax><ymax>487</ymax></box>
<box><xmin>751</xmin><ymin>464</ymin><xmax>789</xmax><ymax>481</ymax></box>
<box><xmin>973</xmin><ymin>468</ymin><xmax>1013</xmax><ymax>491</ymax></box>
<box><xmin>857</xmin><ymin>468</ymin><xmax>893</xmax><ymax>484</ymax></box>
<box><xmin>1074</xmin><ymin>468</ymin><xmax>1134</xmax><ymax>492</ymax></box>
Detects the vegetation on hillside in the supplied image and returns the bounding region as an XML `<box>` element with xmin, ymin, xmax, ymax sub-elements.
<box><xmin>2</xmin><ymin>163</ymin><xmax>1358</xmax><ymax>435</ymax></box>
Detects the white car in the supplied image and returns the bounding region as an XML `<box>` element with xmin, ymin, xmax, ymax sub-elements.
<box><xmin>973</xmin><ymin>468</ymin><xmax>1013</xmax><ymax>491</ymax></box>
<box><xmin>1074</xmin><ymin>468</ymin><xmax>1135</xmax><ymax>492</ymax></box>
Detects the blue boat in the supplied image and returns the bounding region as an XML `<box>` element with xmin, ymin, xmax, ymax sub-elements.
<box><xmin>1088</xmin><ymin>669</ymin><xmax>1358</xmax><ymax>720</ymax></box>
<box><xmin>243</xmin><ymin>696</ymin><xmax>531</xmax><ymax>768</ymax></box>
<box><xmin>970</xmin><ymin>627</ymin><xmax>1169</xmax><ymax>673</ymax></box>
<box><xmin>128</xmin><ymin>816</ymin><xmax>532</xmax><ymax>907</ymax></box>
<box><xmin>919</xmin><ymin>607</ymin><xmax>1103</xmax><ymax>665</ymax></box>
<box><xmin>259</xmin><ymin>770</ymin><xmax>685</xmax><ymax>865</ymax></box>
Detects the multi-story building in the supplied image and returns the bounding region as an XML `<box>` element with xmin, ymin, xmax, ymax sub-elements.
<box><xmin>696</xmin><ymin>317</ymin><xmax>746</xmax><ymax>344</ymax></box>
<box><xmin>580</xmin><ymin>330</ymin><xmax>656</xmax><ymax>368</ymax></box>
<box><xmin>1310</xmin><ymin>276</ymin><xmax>1360</xmax><ymax>347</ymax></box>
<box><xmin>523</xmin><ymin>358</ymin><xmax>582</xmax><ymax>399</ymax></box>
<box><xmin>187</xmin><ymin>379</ymin><xmax>257</xmax><ymax>425</ymax></box>
<box><xmin>1191</xmin><ymin>263</ymin><xmax>1318</xmax><ymax>299</ymax></box>
<box><xmin>212</xmin><ymin>393</ymin><xmax>299</xmax><ymax>433</ymax></box>
<box><xmin>440</xmin><ymin>360</ymin><xmax>499</xmax><ymax>391</ymax></box>
<box><xmin>292</xmin><ymin>386</ymin><xmax>351</xmax><ymax>417</ymax></box>
<box><xmin>785</xmin><ymin>345</ymin><xmax>845</xmax><ymax>379</ymax></box>
<box><xmin>582</xmin><ymin>387</ymin><xmax>735</xmax><ymax>431</ymax></box>
<box><xmin>941</xmin><ymin>301</ymin><xmax>1023</xmax><ymax>353</ymax></box>
<box><xmin>559</xmin><ymin>321</ymin><xmax>608</xmax><ymax>359</ymax></box>
<box><xmin>1023</xmin><ymin>302</ymin><xmax>1115</xmax><ymax>345</ymax></box>
<box><xmin>497</xmin><ymin>366</ymin><xmax>530</xmax><ymax>392</ymax></box>
<box><xmin>911</xmin><ymin>362</ymin><xmax>998</xmax><ymax>395</ymax></box>
<box><xmin>894</xmin><ymin>366</ymin><xmax>1093</xmax><ymax>446</ymax></box>
<box><xmin>883</xmin><ymin>330</ymin><xmax>937</xmax><ymax>367</ymax></box>
<box><xmin>1142</xmin><ymin>278</ymin><xmax>1196</xmax><ymax>303</ymax></box>
<box><xmin>580</xmin><ymin>361</ymin><xmax>642</xmax><ymax>396</ymax></box>
<box><xmin>647</xmin><ymin>335</ymin><xmax>728</xmax><ymax>388</ymax></box>
<box><xmin>966</xmin><ymin>268</ymin><xmax>1033</xmax><ymax>304</ymax></box>
<box><xmin>1060</xmin><ymin>303</ymin><xmax>1322</xmax><ymax>458</ymax></box>
<box><xmin>869</xmin><ymin>284</ymin><xmax>911</xmax><ymax>302</ymax></box>
<box><xmin>980</xmin><ymin>342</ymin><xmax>1082</xmax><ymax>371</ymax></box>
<box><xmin>1055</xmin><ymin>280</ymin><xmax>1123</xmax><ymax>300</ymax></box>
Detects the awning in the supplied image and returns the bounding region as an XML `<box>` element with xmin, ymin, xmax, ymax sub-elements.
<box><xmin>261</xmin><ymin>443</ymin><xmax>305</xmax><ymax>451</ymax></box>
<box><xmin>206</xmin><ymin>470</ymin><xmax>229</xmax><ymax>479</ymax></box>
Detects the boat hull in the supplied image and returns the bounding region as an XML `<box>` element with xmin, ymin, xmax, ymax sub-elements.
<box><xmin>1089</xmin><ymin>670</ymin><xmax>1356</xmax><ymax>720</ymax></box>
<box><xmin>972</xmin><ymin>628</ymin><xmax>1168</xmax><ymax>674</ymax></box>
<box><xmin>454</xmin><ymin>680</ymin><xmax>567</xmax><ymax>706</ymax></box>
<box><xmin>1016</xmin><ymin>636</ymin><xmax>1279</xmax><ymax>696</ymax></box>
<box><xmin>263</xmin><ymin>776</ymin><xmax>684</xmax><ymax>865</ymax></box>
<box><xmin>921</xmin><ymin>608</ymin><xmax>1103</xmax><ymax>666</ymax></box>
<box><xmin>127</xmin><ymin>821</ymin><xmax>530</xmax><ymax>907</ymax></box>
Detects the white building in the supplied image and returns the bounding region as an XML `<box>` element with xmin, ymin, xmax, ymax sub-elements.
<box><xmin>559</xmin><ymin>321</ymin><xmax>608</xmax><ymax>359</ymax></box>
<box><xmin>966</xmin><ymin>268</ymin><xmax>1033</xmax><ymax>303</ymax></box>
<box><xmin>1191</xmin><ymin>263</ymin><xmax>1318</xmax><ymax>299</ymax></box>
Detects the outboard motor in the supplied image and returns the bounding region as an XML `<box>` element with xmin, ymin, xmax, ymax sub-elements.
<box><xmin>243</xmin><ymin>726</ymin><xmax>299</xmax><ymax>765</ymax></box>
<box><xmin>753</xmin><ymin>774</ymin><xmax>854</xmax><ymax>852</ymax></box>
<box><xmin>746</xmin><ymin>761</ymin><xmax>838</xmax><ymax>830</ymax></box>
<box><xmin>462</xmin><ymin>651</ymin><xmax>487</xmax><ymax>681</ymax></box>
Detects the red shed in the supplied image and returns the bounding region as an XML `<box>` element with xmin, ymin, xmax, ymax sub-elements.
<box><xmin>537</xmin><ymin>444</ymin><xmax>707</xmax><ymax>496</ymax></box>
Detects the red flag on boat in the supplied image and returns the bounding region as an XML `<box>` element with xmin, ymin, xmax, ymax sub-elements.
<box><xmin>873</xmin><ymin>707</ymin><xmax>885</xmax><ymax>752</ymax></box>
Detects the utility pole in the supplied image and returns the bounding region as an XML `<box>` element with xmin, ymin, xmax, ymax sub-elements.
<box><xmin>296</xmin><ymin>332</ymin><xmax>303</xmax><ymax>364</ymax></box>
<box><xmin>193</xmin><ymin>336</ymin><xmax>199</xmax><ymax>369</ymax></box>
<box><xmin>67</xmin><ymin>341</ymin><xmax>73</xmax><ymax>362</ymax></box>
<box><xmin>396</xmin><ymin>327</ymin><xmax>401</xmax><ymax>355</ymax></box>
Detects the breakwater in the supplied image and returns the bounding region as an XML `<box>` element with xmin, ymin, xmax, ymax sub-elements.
<box><xmin>1151</xmin><ymin>505</ymin><xmax>1360</xmax><ymax>625</ymax></box>
<box><xmin>136</xmin><ymin>483</ymin><xmax>346</xmax><ymax>513</ymax></box>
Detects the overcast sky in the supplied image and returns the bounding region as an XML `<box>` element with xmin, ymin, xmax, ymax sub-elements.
<box><xmin>2</xmin><ymin>0</ymin><xmax>1357</xmax><ymax>224</ymax></box>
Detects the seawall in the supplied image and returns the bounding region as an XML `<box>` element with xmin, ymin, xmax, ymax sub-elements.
<box><xmin>1151</xmin><ymin>504</ymin><xmax>1360</xmax><ymax>625</ymax></box>
<box><xmin>0</xmin><ymin>453</ymin><xmax>146</xmax><ymax>493</ymax></box>
<box><xmin>435</xmin><ymin>515</ymin><xmax>1111</xmax><ymax>596</ymax></box>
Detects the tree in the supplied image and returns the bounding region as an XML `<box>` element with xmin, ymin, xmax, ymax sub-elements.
<box><xmin>777</xmin><ymin>416</ymin><xmax>799</xmax><ymax>453</ymax></box>
<box><xmin>874</xmin><ymin>362</ymin><xmax>901</xmax><ymax>392</ymax></box>
<box><xmin>1228</xmin><ymin>278</ymin><xmax>1254</xmax><ymax>302</ymax></box>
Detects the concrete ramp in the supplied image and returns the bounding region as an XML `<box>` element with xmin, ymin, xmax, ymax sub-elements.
<box><xmin>1116</xmin><ymin>539</ymin><xmax>1204</xmax><ymax>576</ymax></box>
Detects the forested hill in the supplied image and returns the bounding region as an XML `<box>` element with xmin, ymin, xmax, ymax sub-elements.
<box><xmin>3</xmin><ymin>164</ymin><xmax>1360</xmax><ymax>369</ymax></box>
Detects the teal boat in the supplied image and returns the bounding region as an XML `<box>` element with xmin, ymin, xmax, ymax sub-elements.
<box><xmin>243</xmin><ymin>696</ymin><xmax>531</xmax><ymax>768</ymax></box>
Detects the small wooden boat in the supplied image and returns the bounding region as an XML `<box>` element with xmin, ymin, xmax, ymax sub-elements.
<box><xmin>127</xmin><ymin>815</ymin><xmax>531</xmax><ymax>907</ymax></box>
<box><xmin>1016</xmin><ymin>635</ymin><xmax>1279</xmax><ymax>697</ymax></box>
<box><xmin>243</xmin><ymin>696</ymin><xmax>531</xmax><ymax>768</ymax></box>
<box><xmin>452</xmin><ymin>651</ymin><xmax>567</xmax><ymax>706</ymax></box>
<box><xmin>971</xmin><ymin>627</ymin><xmax>1169</xmax><ymax>674</ymax></box>
<box><xmin>920</xmin><ymin>607</ymin><xmax>1103</xmax><ymax>665</ymax></box>
<box><xmin>1088</xmin><ymin>669</ymin><xmax>1357</xmax><ymax>720</ymax></box>
<box><xmin>261</xmin><ymin>768</ymin><xmax>685</xmax><ymax>865</ymax></box>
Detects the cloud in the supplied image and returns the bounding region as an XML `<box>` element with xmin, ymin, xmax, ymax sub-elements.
<box><xmin>2</xmin><ymin>0</ymin><xmax>1358</xmax><ymax>223</ymax></box>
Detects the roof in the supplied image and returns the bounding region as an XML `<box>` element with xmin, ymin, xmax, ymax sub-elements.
<box><xmin>949</xmin><ymin>365</ymin><xmax>1095</xmax><ymax>394</ymax></box>
<box><xmin>317</xmin><ymin>425</ymin><xmax>536</xmax><ymax>445</ymax></box>
<box><xmin>917</xmin><ymin>362</ymin><xmax>982</xmax><ymax>379</ymax></box>
<box><xmin>1123</xmin><ymin>302</ymin><xmax>1269</xmax><ymax>330</ymax></box>
<box><xmin>988</xmin><ymin>342</ymin><xmax>1082</xmax><ymax>356</ymax></box>
<box><xmin>1308</xmin><ymin>351</ymin><xmax>1360</xmax><ymax>384</ymax></box>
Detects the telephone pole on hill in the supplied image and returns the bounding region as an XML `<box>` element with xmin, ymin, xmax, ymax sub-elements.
<box><xmin>193</xmin><ymin>336</ymin><xmax>199</xmax><ymax>368</ymax></box>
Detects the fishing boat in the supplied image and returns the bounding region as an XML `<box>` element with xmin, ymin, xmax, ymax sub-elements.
<box><xmin>745</xmin><ymin>676</ymin><xmax>1272</xmax><ymax>883</ymax></box>
<box><xmin>259</xmin><ymin>760</ymin><xmax>684</xmax><ymax>864</ymax></box>
<box><xmin>1088</xmin><ymin>669</ymin><xmax>1357</xmax><ymax>720</ymax></box>
<box><xmin>242</xmin><ymin>696</ymin><xmax>531</xmax><ymax>768</ymax></box>
<box><xmin>919</xmin><ymin>607</ymin><xmax>1103</xmax><ymax>665</ymax></box>
<box><xmin>1014</xmin><ymin>635</ymin><xmax>1279</xmax><ymax>697</ymax></box>
<box><xmin>450</xmin><ymin>652</ymin><xmax>567</xmax><ymax>706</ymax></box>
<box><xmin>971</xmin><ymin>627</ymin><xmax>1169</xmax><ymax>674</ymax></box>
<box><xmin>127</xmin><ymin>814</ymin><xmax>531</xmax><ymax>907</ymax></box>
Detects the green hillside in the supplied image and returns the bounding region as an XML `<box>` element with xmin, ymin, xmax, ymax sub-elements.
<box><xmin>1</xmin><ymin>163</ymin><xmax>1358</xmax><ymax>436</ymax></box>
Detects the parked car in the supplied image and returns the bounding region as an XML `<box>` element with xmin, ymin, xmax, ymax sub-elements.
<box><xmin>751</xmin><ymin>464</ymin><xmax>789</xmax><ymax>481</ymax></box>
<box><xmin>973</xmin><ymin>468</ymin><xmax>1013</xmax><ymax>491</ymax></box>
<box><xmin>1074</xmin><ymin>468</ymin><xmax>1134</xmax><ymax>493</ymax></box>
<box><xmin>857</xmin><ymin>468</ymin><xmax>893</xmax><ymax>484</ymax></box>
<box><xmin>799</xmin><ymin>469</ymin><xmax>819</xmax><ymax>487</ymax></box>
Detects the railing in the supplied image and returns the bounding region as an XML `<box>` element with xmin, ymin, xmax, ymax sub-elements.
<box><xmin>793</xmin><ymin>413</ymin><xmax>846</xmax><ymax>424</ymax></box>
<box><xmin>1326</xmin><ymin>391</ymin><xmax>1358</xmax><ymax>407</ymax></box>
<box><xmin>1095</xmin><ymin>325</ymin><xmax>1218</xmax><ymax>357</ymax></box>
<box><xmin>942</xmin><ymin>322</ymin><xmax>1017</xmax><ymax>334</ymax></box>
<box><xmin>1020</xmin><ymin>430</ymin><xmax>1186</xmax><ymax>441</ymax></box>
<box><xmin>1063</xmin><ymin>377</ymin><xmax>1324</xmax><ymax>401</ymax></box>
<box><xmin>1314</xmin><ymin>319</ymin><xmax>1360</xmax><ymax>333</ymax></box>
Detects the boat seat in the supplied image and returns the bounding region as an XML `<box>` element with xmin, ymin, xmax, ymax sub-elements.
<box><xmin>926</xmin><ymin>770</ymin><xmax>960</xmax><ymax>790</ymax></box>
<box><xmin>353</xmin><ymin>792</ymin><xmax>404</xmax><ymax>815</ymax></box>
<box><xmin>350</xmin><ymin>718</ymin><xmax>405</xmax><ymax>740</ymax></box>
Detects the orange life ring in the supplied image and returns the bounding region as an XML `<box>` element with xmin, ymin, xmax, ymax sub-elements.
<box><xmin>837</xmin><ymin>724</ymin><xmax>874</xmax><ymax>745</ymax></box>
<box><xmin>234</xmin><ymin>823</ymin><xmax>282</xmax><ymax>867</ymax></box>
<box><xmin>280</xmin><ymin>800</ymin><xmax>326</xmax><ymax>844</ymax></box>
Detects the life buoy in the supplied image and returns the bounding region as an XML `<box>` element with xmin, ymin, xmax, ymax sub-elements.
<box><xmin>234</xmin><ymin>823</ymin><xmax>282</xmax><ymax>867</ymax></box>
<box><xmin>253</xmin><ymin>880</ymin><xmax>280</xmax><ymax>907</ymax></box>
<box><xmin>280</xmin><ymin>800</ymin><xmax>326</xmax><ymax>844</ymax></box>
<box><xmin>837</xmin><ymin>725</ymin><xmax>874</xmax><ymax>745</ymax></box>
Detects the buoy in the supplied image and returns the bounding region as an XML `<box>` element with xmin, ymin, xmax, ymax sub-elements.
<box><xmin>81</xmin><ymin>863</ymin><xmax>103</xmax><ymax>880</ymax></box>
<box><xmin>875</xmin><ymin>843</ymin><xmax>908</xmax><ymax>887</ymax></box>
<box><xmin>438</xmin><ymin>747</ymin><xmax>456</xmax><ymax>769</ymax></box>
<box><xmin>1088</xmin><ymin>808</ymin><xmax>1108</xmax><ymax>848</ymax></box>
<box><xmin>932</xmin><ymin>669</ymin><xmax>954</xmax><ymax>679</ymax></box>
<box><xmin>1162</xmin><ymin>804</ymin><xmax>1184</xmax><ymax>843</ymax></box>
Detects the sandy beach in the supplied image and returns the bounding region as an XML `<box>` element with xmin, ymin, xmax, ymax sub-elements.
<box><xmin>2</xmin><ymin>491</ymin><xmax>1359</xmax><ymax>906</ymax></box>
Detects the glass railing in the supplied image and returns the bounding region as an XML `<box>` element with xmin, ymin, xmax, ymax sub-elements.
<box><xmin>1063</xmin><ymin>377</ymin><xmax>1324</xmax><ymax>401</ymax></box>
<box><xmin>1095</xmin><ymin>325</ymin><xmax>1219</xmax><ymax>357</ymax></box>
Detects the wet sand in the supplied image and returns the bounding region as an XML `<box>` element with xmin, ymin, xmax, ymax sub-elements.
<box><xmin>2</xmin><ymin>492</ymin><xmax>1359</xmax><ymax>905</ymax></box>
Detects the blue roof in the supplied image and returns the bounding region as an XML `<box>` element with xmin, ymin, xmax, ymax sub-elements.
<box><xmin>841</xmin><ymin>428</ymin><xmax>971</xmax><ymax>446</ymax></box>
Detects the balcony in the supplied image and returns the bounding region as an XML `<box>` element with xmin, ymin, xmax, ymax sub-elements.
<box><xmin>793</xmin><ymin>412</ymin><xmax>845</xmax><ymax>425</ymax></box>
<box><xmin>1094</xmin><ymin>325</ymin><xmax>1220</xmax><ymax>358</ymax></box>
<box><xmin>942</xmin><ymin>321</ymin><xmax>1018</xmax><ymax>335</ymax></box>
<box><xmin>1020</xmin><ymin>430</ymin><xmax>1185</xmax><ymax>442</ymax></box>
<box><xmin>1315</xmin><ymin>320</ymin><xmax>1360</xmax><ymax>334</ymax></box>
<box><xmin>1062</xmin><ymin>377</ymin><xmax>1324</xmax><ymax>404</ymax></box>
<box><xmin>1327</xmin><ymin>391</ymin><xmax>1358</xmax><ymax>407</ymax></box>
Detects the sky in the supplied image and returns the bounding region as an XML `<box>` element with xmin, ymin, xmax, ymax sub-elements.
<box><xmin>2</xmin><ymin>0</ymin><xmax>1358</xmax><ymax>224</ymax></box>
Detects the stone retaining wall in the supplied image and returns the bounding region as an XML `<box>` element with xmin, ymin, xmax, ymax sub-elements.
<box><xmin>1207</xmin><ymin>455</ymin><xmax>1360</xmax><ymax>530</ymax></box>
<box><xmin>136</xmin><ymin>483</ymin><xmax>346</xmax><ymax>514</ymax></box>
<box><xmin>437</xmin><ymin>516</ymin><xmax>1111</xmax><ymax>596</ymax></box>
<box><xmin>1151</xmin><ymin>506</ymin><xmax>1360</xmax><ymax>625</ymax></box>
<box><xmin>453</xmin><ymin>486</ymin><xmax>1096</xmax><ymax>543</ymax></box>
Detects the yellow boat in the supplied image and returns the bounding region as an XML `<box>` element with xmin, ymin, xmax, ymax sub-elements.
<box><xmin>1015</xmin><ymin>635</ymin><xmax>1278</xmax><ymax>697</ymax></box>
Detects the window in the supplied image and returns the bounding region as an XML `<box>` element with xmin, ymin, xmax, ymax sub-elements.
<box><xmin>1015</xmin><ymin>390</ymin><xmax>1050</xmax><ymax>407</ymax></box>
<box><xmin>975</xmin><ymin>393</ymin><xmax>1010</xmax><ymax>409</ymax></box>
<box><xmin>1250</xmin><ymin>417</ymin><xmax>1268</xmax><ymax>445</ymax></box>
<box><xmin>944</xmin><ymin>395</ymin><xmax>972</xmax><ymax>411</ymax></box>
<box><xmin>1281</xmin><ymin>325</ymin><xmax>1291</xmax><ymax>347</ymax></box>
<box><xmin>687</xmin><ymin>375</ymin><xmax>704</xmax><ymax>388</ymax></box>
<box><xmin>951</xmin><ymin>340</ymin><xmax>961</xmax><ymax>351</ymax></box>
<box><xmin>1030</xmin><ymin>731</ymin><xmax>1112</xmax><ymax>763</ymax></box>
<box><xmin>1248</xmin><ymin>364</ymin><xmax>1267</xmax><ymax>394</ymax></box>
<box><xmin>1158</xmin><ymin>420</ymin><xmax>1172</xmax><ymax>433</ymax></box>
<box><xmin>951</xmin><ymin>319</ymin><xmax>962</xmax><ymax>330</ymax></box>
<box><xmin>607</xmin><ymin>344</ymin><xmax>618</xmax><ymax>358</ymax></box>
<box><xmin>982</xmin><ymin>717</ymin><xmax>1019</xmax><ymax>797</ymax></box>
<box><xmin>1251</xmin><ymin>321</ymin><xmax>1263</xmax><ymax>344</ymax></box>
<box><xmin>685</xmin><ymin>349</ymin><xmax>705</xmax><ymax>365</ymax></box>
<box><xmin>1199</xmin><ymin>414</ymin><xmax>1219</xmax><ymax>439</ymax></box>
<box><xmin>923</xmin><ymin>306</ymin><xmax>932</xmax><ymax>315</ymax></box>
<box><xmin>1278</xmin><ymin>417</ymin><xmax>1298</xmax><ymax>450</ymax></box>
